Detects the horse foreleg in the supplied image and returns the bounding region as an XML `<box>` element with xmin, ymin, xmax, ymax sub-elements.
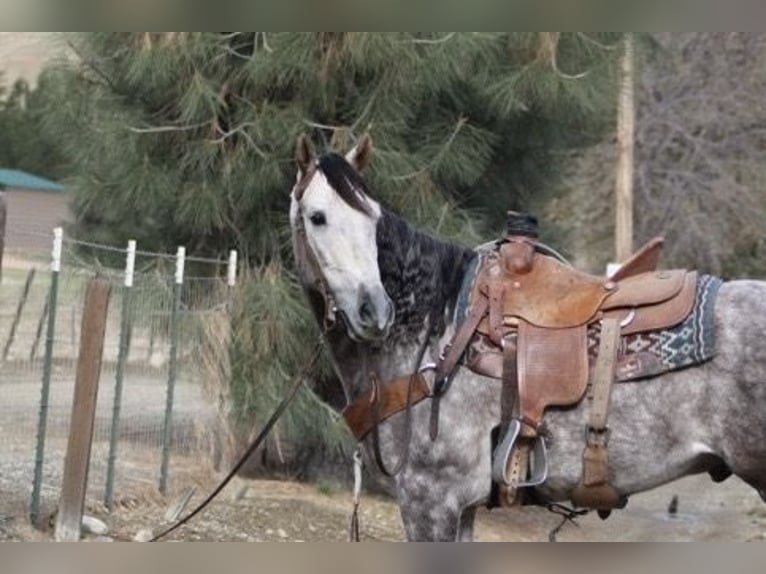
<box><xmin>457</xmin><ymin>506</ymin><xmax>476</xmax><ymax>542</ymax></box>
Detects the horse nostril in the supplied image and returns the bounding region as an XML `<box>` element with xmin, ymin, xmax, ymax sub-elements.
<box><xmin>359</xmin><ymin>299</ymin><xmax>374</xmax><ymax>324</ymax></box>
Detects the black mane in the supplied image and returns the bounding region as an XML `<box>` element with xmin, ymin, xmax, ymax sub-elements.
<box><xmin>317</xmin><ymin>153</ymin><xmax>373</xmax><ymax>215</ymax></box>
<box><xmin>376</xmin><ymin>209</ymin><xmax>476</xmax><ymax>343</ymax></box>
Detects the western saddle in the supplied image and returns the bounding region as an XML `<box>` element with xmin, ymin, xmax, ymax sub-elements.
<box><xmin>342</xmin><ymin>212</ymin><xmax>697</xmax><ymax>513</ymax></box>
<box><xmin>463</xmin><ymin>213</ymin><xmax>696</xmax><ymax>511</ymax></box>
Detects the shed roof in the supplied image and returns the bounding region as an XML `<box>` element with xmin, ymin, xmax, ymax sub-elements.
<box><xmin>0</xmin><ymin>168</ymin><xmax>64</xmax><ymax>192</ymax></box>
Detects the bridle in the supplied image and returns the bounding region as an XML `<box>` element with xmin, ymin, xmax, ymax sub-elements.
<box><xmin>292</xmin><ymin>162</ymin><xmax>338</xmax><ymax>330</ymax></box>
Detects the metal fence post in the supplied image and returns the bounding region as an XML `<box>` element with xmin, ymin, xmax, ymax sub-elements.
<box><xmin>104</xmin><ymin>239</ymin><xmax>136</xmax><ymax>511</ymax></box>
<box><xmin>211</xmin><ymin>249</ymin><xmax>238</xmax><ymax>471</ymax></box>
<box><xmin>30</xmin><ymin>226</ymin><xmax>63</xmax><ymax>525</ymax></box>
<box><xmin>159</xmin><ymin>246</ymin><xmax>184</xmax><ymax>495</ymax></box>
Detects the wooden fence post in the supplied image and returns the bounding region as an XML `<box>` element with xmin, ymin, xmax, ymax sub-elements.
<box><xmin>54</xmin><ymin>277</ymin><xmax>112</xmax><ymax>542</ymax></box>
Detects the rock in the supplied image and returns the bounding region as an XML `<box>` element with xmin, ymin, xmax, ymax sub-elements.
<box><xmin>134</xmin><ymin>528</ymin><xmax>154</xmax><ymax>542</ymax></box>
<box><xmin>92</xmin><ymin>536</ymin><xmax>114</xmax><ymax>542</ymax></box>
<box><xmin>277</xmin><ymin>528</ymin><xmax>288</xmax><ymax>539</ymax></box>
<box><xmin>81</xmin><ymin>515</ymin><xmax>109</xmax><ymax>537</ymax></box>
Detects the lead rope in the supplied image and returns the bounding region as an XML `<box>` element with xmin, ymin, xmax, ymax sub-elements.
<box><xmin>367</xmin><ymin>312</ymin><xmax>436</xmax><ymax>478</ymax></box>
<box><xmin>348</xmin><ymin>314</ymin><xmax>437</xmax><ymax>539</ymax></box>
<box><xmin>150</xmin><ymin>342</ymin><xmax>323</xmax><ymax>542</ymax></box>
<box><xmin>546</xmin><ymin>503</ymin><xmax>590</xmax><ymax>542</ymax></box>
<box><xmin>348</xmin><ymin>447</ymin><xmax>363</xmax><ymax>542</ymax></box>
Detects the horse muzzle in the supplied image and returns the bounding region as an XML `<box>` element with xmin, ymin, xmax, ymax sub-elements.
<box><xmin>354</xmin><ymin>288</ymin><xmax>395</xmax><ymax>340</ymax></box>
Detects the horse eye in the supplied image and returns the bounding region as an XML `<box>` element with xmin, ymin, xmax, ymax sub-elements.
<box><xmin>309</xmin><ymin>212</ymin><xmax>327</xmax><ymax>226</ymax></box>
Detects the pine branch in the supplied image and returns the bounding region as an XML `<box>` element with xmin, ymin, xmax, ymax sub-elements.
<box><xmin>408</xmin><ymin>33</ymin><xmax>457</xmax><ymax>45</ymax></box>
<box><xmin>577</xmin><ymin>33</ymin><xmax>622</xmax><ymax>51</ymax></box>
<box><xmin>392</xmin><ymin>116</ymin><xmax>468</xmax><ymax>181</ymax></box>
<box><xmin>128</xmin><ymin>121</ymin><xmax>208</xmax><ymax>133</ymax></box>
<box><xmin>210</xmin><ymin>122</ymin><xmax>269</xmax><ymax>159</ymax></box>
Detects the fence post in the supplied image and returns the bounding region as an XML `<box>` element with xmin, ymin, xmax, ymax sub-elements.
<box><xmin>104</xmin><ymin>239</ymin><xmax>136</xmax><ymax>511</ymax></box>
<box><xmin>54</xmin><ymin>277</ymin><xmax>112</xmax><ymax>541</ymax></box>
<box><xmin>211</xmin><ymin>249</ymin><xmax>238</xmax><ymax>471</ymax></box>
<box><xmin>159</xmin><ymin>246</ymin><xmax>184</xmax><ymax>495</ymax></box>
<box><xmin>29</xmin><ymin>298</ymin><xmax>50</xmax><ymax>361</ymax></box>
<box><xmin>30</xmin><ymin>227</ymin><xmax>63</xmax><ymax>526</ymax></box>
<box><xmin>227</xmin><ymin>250</ymin><xmax>237</xmax><ymax>289</ymax></box>
<box><xmin>2</xmin><ymin>267</ymin><xmax>36</xmax><ymax>361</ymax></box>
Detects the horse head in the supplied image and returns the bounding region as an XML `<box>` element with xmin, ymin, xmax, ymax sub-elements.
<box><xmin>290</xmin><ymin>134</ymin><xmax>394</xmax><ymax>341</ymax></box>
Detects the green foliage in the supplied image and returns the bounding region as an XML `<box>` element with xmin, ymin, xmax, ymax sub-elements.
<box><xmin>0</xmin><ymin>73</ymin><xmax>67</xmax><ymax>179</ymax></box>
<box><xmin>41</xmin><ymin>32</ymin><xmax>621</xmax><ymax>255</ymax></box>
<box><xmin>225</xmin><ymin>262</ymin><xmax>351</xmax><ymax>457</ymax></box>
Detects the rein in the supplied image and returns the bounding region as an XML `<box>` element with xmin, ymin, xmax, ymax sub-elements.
<box><xmin>366</xmin><ymin>313</ymin><xmax>437</xmax><ymax>478</ymax></box>
<box><xmin>150</xmin><ymin>343</ymin><xmax>322</xmax><ymax>541</ymax></box>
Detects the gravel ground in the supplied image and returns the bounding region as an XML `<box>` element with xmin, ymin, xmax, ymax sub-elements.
<box><xmin>2</xmin><ymin>469</ymin><xmax>764</xmax><ymax>542</ymax></box>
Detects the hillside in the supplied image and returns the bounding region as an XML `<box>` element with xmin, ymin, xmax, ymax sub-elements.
<box><xmin>0</xmin><ymin>32</ymin><xmax>66</xmax><ymax>88</ymax></box>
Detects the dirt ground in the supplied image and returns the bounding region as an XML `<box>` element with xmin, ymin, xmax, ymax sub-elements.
<box><xmin>2</xmin><ymin>470</ymin><xmax>764</xmax><ymax>542</ymax></box>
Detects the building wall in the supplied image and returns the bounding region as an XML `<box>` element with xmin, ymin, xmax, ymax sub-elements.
<box><xmin>3</xmin><ymin>188</ymin><xmax>71</xmax><ymax>253</ymax></box>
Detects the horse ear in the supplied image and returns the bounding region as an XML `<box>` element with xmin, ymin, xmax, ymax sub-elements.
<box><xmin>295</xmin><ymin>133</ymin><xmax>316</xmax><ymax>177</ymax></box>
<box><xmin>345</xmin><ymin>134</ymin><xmax>373</xmax><ymax>172</ymax></box>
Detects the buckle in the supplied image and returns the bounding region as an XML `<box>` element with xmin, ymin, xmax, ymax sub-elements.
<box><xmin>585</xmin><ymin>425</ymin><xmax>610</xmax><ymax>446</ymax></box>
<box><xmin>418</xmin><ymin>362</ymin><xmax>437</xmax><ymax>373</ymax></box>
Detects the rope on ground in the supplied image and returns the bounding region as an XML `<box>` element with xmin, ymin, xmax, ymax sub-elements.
<box><xmin>546</xmin><ymin>503</ymin><xmax>589</xmax><ymax>542</ymax></box>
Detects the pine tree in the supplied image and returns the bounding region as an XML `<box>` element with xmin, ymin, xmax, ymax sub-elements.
<box><xmin>41</xmin><ymin>32</ymin><xmax>621</xmax><ymax>471</ymax></box>
<box><xmin>0</xmin><ymin>75</ymin><xmax>67</xmax><ymax>179</ymax></box>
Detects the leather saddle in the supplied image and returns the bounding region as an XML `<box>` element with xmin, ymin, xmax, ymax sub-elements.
<box><xmin>468</xmin><ymin>238</ymin><xmax>696</xmax><ymax>431</ymax></box>
<box><xmin>462</xmin><ymin>230</ymin><xmax>697</xmax><ymax>507</ymax></box>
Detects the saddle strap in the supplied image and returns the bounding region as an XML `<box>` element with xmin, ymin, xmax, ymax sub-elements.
<box><xmin>571</xmin><ymin>317</ymin><xmax>623</xmax><ymax>510</ymax></box>
<box><xmin>427</xmin><ymin>297</ymin><xmax>490</xmax><ymax>441</ymax></box>
<box><xmin>435</xmin><ymin>296</ymin><xmax>489</xmax><ymax>382</ymax></box>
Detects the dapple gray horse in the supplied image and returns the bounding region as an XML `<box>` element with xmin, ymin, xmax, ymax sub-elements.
<box><xmin>289</xmin><ymin>134</ymin><xmax>766</xmax><ymax>541</ymax></box>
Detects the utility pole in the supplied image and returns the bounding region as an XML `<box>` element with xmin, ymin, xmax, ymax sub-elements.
<box><xmin>0</xmin><ymin>191</ymin><xmax>6</xmax><ymax>284</ymax></box>
<box><xmin>614</xmin><ymin>33</ymin><xmax>636</xmax><ymax>265</ymax></box>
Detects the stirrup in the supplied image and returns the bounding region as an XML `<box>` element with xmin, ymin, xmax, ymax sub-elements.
<box><xmin>520</xmin><ymin>433</ymin><xmax>548</xmax><ymax>487</ymax></box>
<box><xmin>491</xmin><ymin>419</ymin><xmax>549</xmax><ymax>487</ymax></box>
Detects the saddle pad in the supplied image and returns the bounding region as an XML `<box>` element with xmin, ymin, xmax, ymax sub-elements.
<box><xmin>588</xmin><ymin>274</ymin><xmax>723</xmax><ymax>381</ymax></box>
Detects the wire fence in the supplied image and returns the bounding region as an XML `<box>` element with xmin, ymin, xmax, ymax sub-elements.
<box><xmin>0</xmin><ymin>226</ymin><xmax>234</xmax><ymax>524</ymax></box>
